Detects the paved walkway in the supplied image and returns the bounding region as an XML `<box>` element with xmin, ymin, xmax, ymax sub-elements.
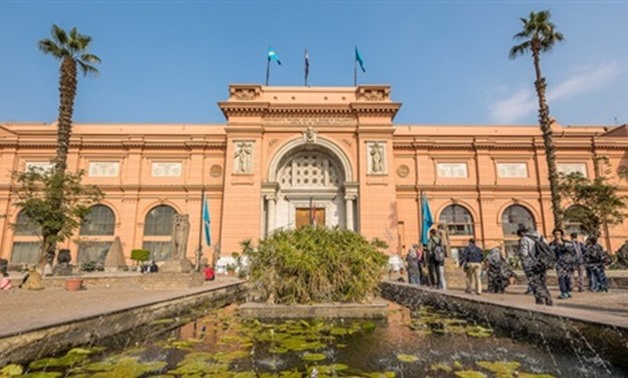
<box><xmin>1</xmin><ymin>274</ymin><xmax>627</xmax><ymax>339</ymax></box>
<box><xmin>0</xmin><ymin>275</ymin><xmax>242</xmax><ymax>338</ymax></box>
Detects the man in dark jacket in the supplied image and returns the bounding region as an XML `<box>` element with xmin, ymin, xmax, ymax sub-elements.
<box><xmin>550</xmin><ymin>229</ymin><xmax>576</xmax><ymax>299</ymax></box>
<box><xmin>517</xmin><ymin>226</ymin><xmax>553</xmax><ymax>306</ymax></box>
<box><xmin>460</xmin><ymin>238</ymin><xmax>484</xmax><ymax>295</ymax></box>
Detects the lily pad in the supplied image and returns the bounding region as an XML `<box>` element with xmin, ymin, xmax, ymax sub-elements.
<box><xmin>0</xmin><ymin>364</ymin><xmax>23</xmax><ymax>376</ymax></box>
<box><xmin>476</xmin><ymin>361</ymin><xmax>520</xmax><ymax>377</ymax></box>
<box><xmin>518</xmin><ymin>374</ymin><xmax>555</xmax><ymax>378</ymax></box>
<box><xmin>83</xmin><ymin>356</ymin><xmax>166</xmax><ymax>378</ymax></box>
<box><xmin>29</xmin><ymin>348</ymin><xmax>91</xmax><ymax>370</ymax></box>
<box><xmin>455</xmin><ymin>370</ymin><xmax>487</xmax><ymax>378</ymax></box>
<box><xmin>396</xmin><ymin>354</ymin><xmax>418</xmax><ymax>363</ymax></box>
<box><xmin>301</xmin><ymin>352</ymin><xmax>327</xmax><ymax>361</ymax></box>
<box><xmin>363</xmin><ymin>372</ymin><xmax>396</xmax><ymax>378</ymax></box>
<box><xmin>19</xmin><ymin>373</ymin><xmax>62</xmax><ymax>378</ymax></box>
<box><xmin>431</xmin><ymin>363</ymin><xmax>452</xmax><ymax>372</ymax></box>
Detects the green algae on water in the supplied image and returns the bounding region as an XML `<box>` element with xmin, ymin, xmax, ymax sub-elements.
<box><xmin>476</xmin><ymin>361</ymin><xmax>520</xmax><ymax>377</ymax></box>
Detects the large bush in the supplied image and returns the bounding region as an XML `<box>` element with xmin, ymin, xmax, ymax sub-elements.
<box><xmin>244</xmin><ymin>226</ymin><xmax>388</xmax><ymax>305</ymax></box>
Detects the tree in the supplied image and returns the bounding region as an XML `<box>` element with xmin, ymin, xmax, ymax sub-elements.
<box><xmin>559</xmin><ymin>172</ymin><xmax>628</xmax><ymax>237</ymax></box>
<box><xmin>38</xmin><ymin>24</ymin><xmax>100</xmax><ymax>172</ymax></box>
<box><xmin>11</xmin><ymin>168</ymin><xmax>104</xmax><ymax>264</ymax></box>
<box><xmin>509</xmin><ymin>10</ymin><xmax>565</xmax><ymax>229</ymax></box>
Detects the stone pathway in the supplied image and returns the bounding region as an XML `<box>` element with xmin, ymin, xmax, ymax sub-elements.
<box><xmin>0</xmin><ymin>275</ymin><xmax>242</xmax><ymax>338</ymax></box>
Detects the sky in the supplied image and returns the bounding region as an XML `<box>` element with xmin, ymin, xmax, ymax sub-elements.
<box><xmin>1</xmin><ymin>0</ymin><xmax>627</xmax><ymax>127</ymax></box>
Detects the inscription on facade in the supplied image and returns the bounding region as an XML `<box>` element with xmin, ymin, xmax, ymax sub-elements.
<box><xmin>437</xmin><ymin>163</ymin><xmax>468</xmax><ymax>178</ymax></box>
<box><xmin>497</xmin><ymin>163</ymin><xmax>527</xmax><ymax>178</ymax></box>
<box><xmin>25</xmin><ymin>161</ymin><xmax>54</xmax><ymax>172</ymax></box>
<box><xmin>89</xmin><ymin>162</ymin><xmax>120</xmax><ymax>177</ymax></box>
<box><xmin>152</xmin><ymin>162</ymin><xmax>182</xmax><ymax>177</ymax></box>
<box><xmin>557</xmin><ymin>163</ymin><xmax>587</xmax><ymax>178</ymax></box>
<box><xmin>264</xmin><ymin>117</ymin><xmax>355</xmax><ymax>126</ymax></box>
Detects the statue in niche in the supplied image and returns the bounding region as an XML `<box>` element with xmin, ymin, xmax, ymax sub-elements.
<box><xmin>303</xmin><ymin>126</ymin><xmax>317</xmax><ymax>143</ymax></box>
<box><xmin>234</xmin><ymin>142</ymin><xmax>252</xmax><ymax>173</ymax></box>
<box><xmin>370</xmin><ymin>142</ymin><xmax>384</xmax><ymax>173</ymax></box>
<box><xmin>171</xmin><ymin>214</ymin><xmax>190</xmax><ymax>260</ymax></box>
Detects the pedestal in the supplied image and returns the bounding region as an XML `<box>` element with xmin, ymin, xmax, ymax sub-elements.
<box><xmin>444</xmin><ymin>257</ymin><xmax>466</xmax><ymax>289</ymax></box>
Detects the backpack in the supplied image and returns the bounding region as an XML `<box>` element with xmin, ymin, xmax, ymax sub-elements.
<box><xmin>434</xmin><ymin>244</ymin><xmax>445</xmax><ymax>263</ymax></box>
<box><xmin>532</xmin><ymin>237</ymin><xmax>556</xmax><ymax>270</ymax></box>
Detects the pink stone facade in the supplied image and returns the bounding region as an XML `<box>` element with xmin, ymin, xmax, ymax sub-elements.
<box><xmin>0</xmin><ymin>84</ymin><xmax>626</xmax><ymax>265</ymax></box>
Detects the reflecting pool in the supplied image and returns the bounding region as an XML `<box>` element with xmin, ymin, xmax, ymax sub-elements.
<box><xmin>10</xmin><ymin>302</ymin><xmax>626</xmax><ymax>377</ymax></box>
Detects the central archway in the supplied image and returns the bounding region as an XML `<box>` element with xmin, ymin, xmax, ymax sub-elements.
<box><xmin>263</xmin><ymin>137</ymin><xmax>357</xmax><ymax>234</ymax></box>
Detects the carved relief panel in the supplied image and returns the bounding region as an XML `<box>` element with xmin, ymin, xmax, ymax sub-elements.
<box><xmin>367</xmin><ymin>141</ymin><xmax>386</xmax><ymax>175</ymax></box>
<box><xmin>233</xmin><ymin>141</ymin><xmax>254</xmax><ymax>174</ymax></box>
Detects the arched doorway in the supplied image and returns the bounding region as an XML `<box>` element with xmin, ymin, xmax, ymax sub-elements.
<box><xmin>264</xmin><ymin>137</ymin><xmax>357</xmax><ymax>235</ymax></box>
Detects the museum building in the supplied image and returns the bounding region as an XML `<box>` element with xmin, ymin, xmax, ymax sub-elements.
<box><xmin>0</xmin><ymin>84</ymin><xmax>627</xmax><ymax>265</ymax></box>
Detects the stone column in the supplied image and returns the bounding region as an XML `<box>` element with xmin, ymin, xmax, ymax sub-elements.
<box><xmin>266</xmin><ymin>195</ymin><xmax>276</xmax><ymax>235</ymax></box>
<box><xmin>345</xmin><ymin>195</ymin><xmax>355</xmax><ymax>231</ymax></box>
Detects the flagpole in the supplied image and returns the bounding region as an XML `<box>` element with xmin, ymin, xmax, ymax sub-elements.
<box><xmin>418</xmin><ymin>190</ymin><xmax>423</xmax><ymax>245</ymax></box>
<box><xmin>196</xmin><ymin>187</ymin><xmax>205</xmax><ymax>271</ymax></box>
<box><xmin>265</xmin><ymin>57</ymin><xmax>270</xmax><ymax>86</ymax></box>
<box><xmin>353</xmin><ymin>46</ymin><xmax>357</xmax><ymax>86</ymax></box>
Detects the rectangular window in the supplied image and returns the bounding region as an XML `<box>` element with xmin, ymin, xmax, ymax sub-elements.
<box><xmin>89</xmin><ymin>162</ymin><xmax>120</xmax><ymax>177</ymax></box>
<box><xmin>557</xmin><ymin>163</ymin><xmax>587</xmax><ymax>178</ymax></box>
<box><xmin>437</xmin><ymin>163</ymin><xmax>468</xmax><ymax>178</ymax></box>
<box><xmin>497</xmin><ymin>163</ymin><xmax>528</xmax><ymax>178</ymax></box>
<box><xmin>151</xmin><ymin>162</ymin><xmax>182</xmax><ymax>177</ymax></box>
<box><xmin>11</xmin><ymin>242</ymin><xmax>41</xmax><ymax>264</ymax></box>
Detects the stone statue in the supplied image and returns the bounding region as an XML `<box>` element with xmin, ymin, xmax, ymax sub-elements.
<box><xmin>171</xmin><ymin>214</ymin><xmax>190</xmax><ymax>260</ymax></box>
<box><xmin>370</xmin><ymin>143</ymin><xmax>384</xmax><ymax>173</ymax></box>
<box><xmin>234</xmin><ymin>142</ymin><xmax>252</xmax><ymax>173</ymax></box>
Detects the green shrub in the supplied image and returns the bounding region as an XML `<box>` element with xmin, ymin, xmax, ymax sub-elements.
<box><xmin>244</xmin><ymin>226</ymin><xmax>388</xmax><ymax>305</ymax></box>
<box><xmin>130</xmin><ymin>249</ymin><xmax>150</xmax><ymax>263</ymax></box>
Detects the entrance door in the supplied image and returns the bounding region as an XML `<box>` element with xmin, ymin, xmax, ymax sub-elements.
<box><xmin>295</xmin><ymin>208</ymin><xmax>325</xmax><ymax>228</ymax></box>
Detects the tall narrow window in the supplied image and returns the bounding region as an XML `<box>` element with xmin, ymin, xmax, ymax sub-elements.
<box><xmin>78</xmin><ymin>205</ymin><xmax>116</xmax><ymax>264</ymax></box>
<box><xmin>143</xmin><ymin>205</ymin><xmax>177</xmax><ymax>261</ymax></box>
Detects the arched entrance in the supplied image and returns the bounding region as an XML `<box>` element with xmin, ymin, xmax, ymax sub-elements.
<box><xmin>263</xmin><ymin>137</ymin><xmax>358</xmax><ymax>235</ymax></box>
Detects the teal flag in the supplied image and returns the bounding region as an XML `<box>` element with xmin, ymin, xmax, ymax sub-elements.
<box><xmin>355</xmin><ymin>46</ymin><xmax>366</xmax><ymax>72</ymax></box>
<box><xmin>203</xmin><ymin>195</ymin><xmax>211</xmax><ymax>246</ymax></box>
<box><xmin>268</xmin><ymin>47</ymin><xmax>282</xmax><ymax>65</ymax></box>
<box><xmin>421</xmin><ymin>195</ymin><xmax>433</xmax><ymax>245</ymax></box>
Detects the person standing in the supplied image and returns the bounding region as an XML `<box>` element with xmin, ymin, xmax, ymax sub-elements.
<box><xmin>428</xmin><ymin>229</ymin><xmax>447</xmax><ymax>289</ymax></box>
<box><xmin>405</xmin><ymin>244</ymin><xmax>421</xmax><ymax>285</ymax></box>
<box><xmin>460</xmin><ymin>238</ymin><xmax>484</xmax><ymax>295</ymax></box>
<box><xmin>585</xmin><ymin>236</ymin><xmax>609</xmax><ymax>292</ymax></box>
<box><xmin>486</xmin><ymin>247</ymin><xmax>512</xmax><ymax>293</ymax></box>
<box><xmin>550</xmin><ymin>229</ymin><xmax>576</xmax><ymax>299</ymax></box>
<box><xmin>570</xmin><ymin>232</ymin><xmax>587</xmax><ymax>292</ymax></box>
<box><xmin>517</xmin><ymin>226</ymin><xmax>553</xmax><ymax>306</ymax></box>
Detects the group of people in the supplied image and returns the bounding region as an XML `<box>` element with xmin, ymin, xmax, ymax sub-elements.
<box><xmin>402</xmin><ymin>224</ymin><xmax>613</xmax><ymax>307</ymax></box>
<box><xmin>518</xmin><ymin>227</ymin><xmax>610</xmax><ymax>306</ymax></box>
<box><xmin>404</xmin><ymin>228</ymin><xmax>450</xmax><ymax>289</ymax></box>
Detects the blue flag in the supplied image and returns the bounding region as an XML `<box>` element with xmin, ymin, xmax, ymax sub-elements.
<box><xmin>355</xmin><ymin>46</ymin><xmax>366</xmax><ymax>72</ymax></box>
<box><xmin>268</xmin><ymin>47</ymin><xmax>282</xmax><ymax>65</ymax></box>
<box><xmin>203</xmin><ymin>195</ymin><xmax>211</xmax><ymax>246</ymax></box>
<box><xmin>420</xmin><ymin>194</ymin><xmax>433</xmax><ymax>246</ymax></box>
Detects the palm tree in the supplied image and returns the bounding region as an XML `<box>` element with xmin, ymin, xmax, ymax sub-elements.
<box><xmin>509</xmin><ymin>10</ymin><xmax>565</xmax><ymax>229</ymax></box>
<box><xmin>38</xmin><ymin>24</ymin><xmax>100</xmax><ymax>172</ymax></box>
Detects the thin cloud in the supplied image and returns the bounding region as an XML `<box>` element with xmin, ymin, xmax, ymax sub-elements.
<box><xmin>489</xmin><ymin>62</ymin><xmax>623</xmax><ymax>124</ymax></box>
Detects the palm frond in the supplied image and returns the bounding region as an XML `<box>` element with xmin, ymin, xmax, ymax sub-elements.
<box><xmin>78</xmin><ymin>61</ymin><xmax>100</xmax><ymax>76</ymax></box>
<box><xmin>51</xmin><ymin>24</ymin><xmax>67</xmax><ymax>46</ymax></box>
<box><xmin>80</xmin><ymin>53</ymin><xmax>101</xmax><ymax>65</ymax></box>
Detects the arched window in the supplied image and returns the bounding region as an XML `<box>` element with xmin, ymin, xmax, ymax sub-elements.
<box><xmin>78</xmin><ymin>205</ymin><xmax>116</xmax><ymax>264</ymax></box>
<box><xmin>143</xmin><ymin>205</ymin><xmax>177</xmax><ymax>261</ymax></box>
<box><xmin>564</xmin><ymin>205</ymin><xmax>587</xmax><ymax>236</ymax></box>
<box><xmin>11</xmin><ymin>211</ymin><xmax>41</xmax><ymax>264</ymax></box>
<box><xmin>439</xmin><ymin>204</ymin><xmax>474</xmax><ymax>236</ymax></box>
<box><xmin>80</xmin><ymin>205</ymin><xmax>115</xmax><ymax>236</ymax></box>
<box><xmin>501</xmin><ymin>204</ymin><xmax>536</xmax><ymax>236</ymax></box>
<box><xmin>14</xmin><ymin>211</ymin><xmax>40</xmax><ymax>236</ymax></box>
<box><xmin>502</xmin><ymin>204</ymin><xmax>536</xmax><ymax>259</ymax></box>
